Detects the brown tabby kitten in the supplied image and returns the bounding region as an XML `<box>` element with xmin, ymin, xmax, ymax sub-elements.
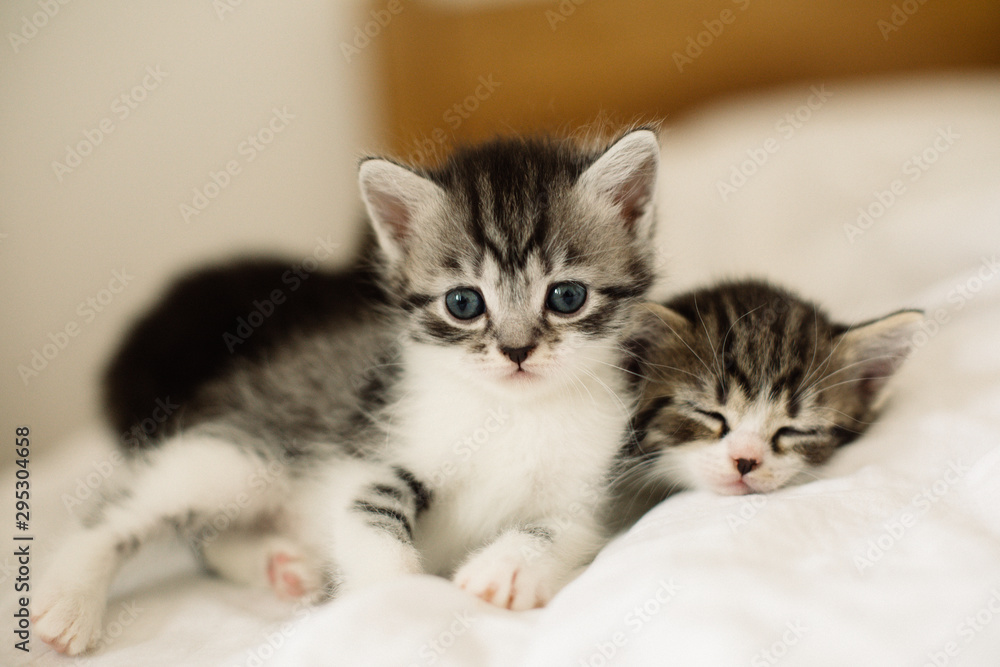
<box><xmin>620</xmin><ymin>279</ymin><xmax>921</xmax><ymax>504</ymax></box>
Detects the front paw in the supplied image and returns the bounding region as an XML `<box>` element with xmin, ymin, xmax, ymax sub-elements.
<box><xmin>453</xmin><ymin>550</ymin><xmax>553</xmax><ymax>611</ymax></box>
<box><xmin>267</xmin><ymin>550</ymin><xmax>326</xmax><ymax>602</ymax></box>
<box><xmin>32</xmin><ymin>586</ymin><xmax>106</xmax><ymax>655</ymax></box>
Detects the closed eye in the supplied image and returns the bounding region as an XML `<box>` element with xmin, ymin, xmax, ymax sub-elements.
<box><xmin>693</xmin><ymin>409</ymin><xmax>730</xmax><ymax>438</ymax></box>
<box><xmin>772</xmin><ymin>427</ymin><xmax>821</xmax><ymax>448</ymax></box>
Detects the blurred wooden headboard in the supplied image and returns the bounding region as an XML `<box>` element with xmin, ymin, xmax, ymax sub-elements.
<box><xmin>368</xmin><ymin>0</ymin><xmax>1000</xmax><ymax>162</ymax></box>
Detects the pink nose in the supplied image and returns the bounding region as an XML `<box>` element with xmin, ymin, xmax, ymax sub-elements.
<box><xmin>727</xmin><ymin>432</ymin><xmax>766</xmax><ymax>476</ymax></box>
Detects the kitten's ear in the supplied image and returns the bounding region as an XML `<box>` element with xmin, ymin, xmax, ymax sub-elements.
<box><xmin>834</xmin><ymin>309</ymin><xmax>923</xmax><ymax>408</ymax></box>
<box><xmin>639</xmin><ymin>303</ymin><xmax>691</xmax><ymax>335</ymax></box>
<box><xmin>626</xmin><ymin>303</ymin><xmax>692</xmax><ymax>382</ymax></box>
<box><xmin>358</xmin><ymin>159</ymin><xmax>446</xmax><ymax>262</ymax></box>
<box><xmin>627</xmin><ymin>302</ymin><xmax>692</xmax><ymax>343</ymax></box>
<box><xmin>576</xmin><ymin>129</ymin><xmax>660</xmax><ymax>235</ymax></box>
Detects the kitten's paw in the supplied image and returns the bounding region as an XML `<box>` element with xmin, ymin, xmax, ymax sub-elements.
<box><xmin>267</xmin><ymin>551</ymin><xmax>324</xmax><ymax>601</ymax></box>
<box><xmin>453</xmin><ymin>552</ymin><xmax>553</xmax><ymax>611</ymax></box>
<box><xmin>32</xmin><ymin>587</ymin><xmax>106</xmax><ymax>655</ymax></box>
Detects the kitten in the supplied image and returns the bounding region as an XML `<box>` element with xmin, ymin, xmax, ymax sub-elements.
<box><xmin>34</xmin><ymin>129</ymin><xmax>661</xmax><ymax>655</ymax></box>
<box><xmin>619</xmin><ymin>279</ymin><xmax>921</xmax><ymax>505</ymax></box>
<box><xmin>103</xmin><ymin>247</ymin><xmax>383</xmax><ymax>449</ymax></box>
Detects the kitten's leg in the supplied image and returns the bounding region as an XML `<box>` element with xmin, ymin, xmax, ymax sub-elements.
<box><xmin>33</xmin><ymin>434</ymin><xmax>279</xmax><ymax>655</ymax></box>
<box><xmin>453</xmin><ymin>515</ymin><xmax>606</xmax><ymax>611</ymax></box>
<box><xmin>324</xmin><ymin>462</ymin><xmax>430</xmax><ymax>592</ymax></box>
<box><xmin>200</xmin><ymin>529</ymin><xmax>327</xmax><ymax>601</ymax></box>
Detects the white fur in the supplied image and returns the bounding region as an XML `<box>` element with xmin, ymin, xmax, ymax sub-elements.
<box><xmin>35</xmin><ymin>436</ymin><xmax>282</xmax><ymax>654</ymax></box>
<box><xmin>655</xmin><ymin>398</ymin><xmax>810</xmax><ymax>495</ymax></box>
<box><xmin>395</xmin><ymin>337</ymin><xmax>631</xmax><ymax>603</ymax></box>
<box><xmin>37</xmin><ymin>132</ymin><xmax>656</xmax><ymax>654</ymax></box>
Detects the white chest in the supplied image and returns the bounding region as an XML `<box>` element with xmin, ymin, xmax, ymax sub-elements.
<box><xmin>388</xmin><ymin>359</ymin><xmax>633</xmax><ymax>573</ymax></box>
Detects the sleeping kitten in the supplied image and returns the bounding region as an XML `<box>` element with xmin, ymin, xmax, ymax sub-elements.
<box><xmin>619</xmin><ymin>279</ymin><xmax>921</xmax><ymax>504</ymax></box>
<box><xmin>34</xmin><ymin>129</ymin><xmax>661</xmax><ymax>655</ymax></box>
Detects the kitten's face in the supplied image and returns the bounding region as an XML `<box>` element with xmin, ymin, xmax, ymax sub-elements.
<box><xmin>359</xmin><ymin>131</ymin><xmax>660</xmax><ymax>394</ymax></box>
<box><xmin>630</xmin><ymin>281</ymin><xmax>920</xmax><ymax>495</ymax></box>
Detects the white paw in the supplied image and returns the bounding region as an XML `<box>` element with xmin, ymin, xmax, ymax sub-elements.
<box><xmin>453</xmin><ymin>551</ymin><xmax>553</xmax><ymax>611</ymax></box>
<box><xmin>267</xmin><ymin>550</ymin><xmax>324</xmax><ymax>601</ymax></box>
<box><xmin>32</xmin><ymin>586</ymin><xmax>106</xmax><ymax>655</ymax></box>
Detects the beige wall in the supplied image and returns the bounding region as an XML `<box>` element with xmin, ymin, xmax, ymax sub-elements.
<box><xmin>0</xmin><ymin>1</ymin><xmax>383</xmax><ymax>464</ymax></box>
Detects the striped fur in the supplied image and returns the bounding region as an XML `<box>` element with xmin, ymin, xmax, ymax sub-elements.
<box><xmin>35</xmin><ymin>129</ymin><xmax>663</xmax><ymax>654</ymax></box>
<box><xmin>621</xmin><ymin>279</ymin><xmax>921</xmax><ymax>500</ymax></box>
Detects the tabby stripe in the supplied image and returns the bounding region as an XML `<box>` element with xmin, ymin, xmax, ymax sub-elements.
<box><xmin>524</xmin><ymin>525</ymin><xmax>555</xmax><ymax>542</ymax></box>
<box><xmin>353</xmin><ymin>500</ymin><xmax>413</xmax><ymax>540</ymax></box>
<box><xmin>576</xmin><ymin>303</ymin><xmax>616</xmax><ymax>336</ymax></box>
<box><xmin>393</xmin><ymin>466</ymin><xmax>432</xmax><ymax>513</ymax></box>
<box><xmin>831</xmin><ymin>425</ymin><xmax>860</xmax><ymax>448</ymax></box>
<box><xmin>402</xmin><ymin>293</ymin><xmax>434</xmax><ymax>312</ymax></box>
<box><xmin>371</xmin><ymin>484</ymin><xmax>406</xmax><ymax>503</ymax></box>
<box><xmin>630</xmin><ymin>395</ymin><xmax>673</xmax><ymax>452</ymax></box>
<box><xmin>597</xmin><ymin>285</ymin><xmax>645</xmax><ymax>300</ymax></box>
<box><xmin>420</xmin><ymin>315</ymin><xmax>476</xmax><ymax>344</ymax></box>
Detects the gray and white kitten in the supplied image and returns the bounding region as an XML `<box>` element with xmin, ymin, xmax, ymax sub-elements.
<box><xmin>34</xmin><ymin>129</ymin><xmax>661</xmax><ymax>655</ymax></box>
<box><xmin>619</xmin><ymin>279</ymin><xmax>921</xmax><ymax>505</ymax></box>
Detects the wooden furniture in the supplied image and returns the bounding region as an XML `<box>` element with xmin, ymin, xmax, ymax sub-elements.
<box><xmin>370</xmin><ymin>0</ymin><xmax>1000</xmax><ymax>162</ymax></box>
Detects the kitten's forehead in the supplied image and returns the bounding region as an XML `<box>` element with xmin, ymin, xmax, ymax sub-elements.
<box><xmin>672</xmin><ymin>284</ymin><xmax>836</xmax><ymax>401</ymax></box>
<box><xmin>405</xmin><ymin>147</ymin><xmax>646</xmax><ymax>290</ymax></box>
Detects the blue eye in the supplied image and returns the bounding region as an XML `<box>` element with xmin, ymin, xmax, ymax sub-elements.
<box><xmin>445</xmin><ymin>288</ymin><xmax>485</xmax><ymax>320</ymax></box>
<box><xmin>547</xmin><ymin>282</ymin><xmax>587</xmax><ymax>314</ymax></box>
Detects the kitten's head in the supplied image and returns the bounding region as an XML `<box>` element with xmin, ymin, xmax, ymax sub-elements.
<box><xmin>358</xmin><ymin>130</ymin><xmax>660</xmax><ymax>394</ymax></box>
<box><xmin>628</xmin><ymin>280</ymin><xmax>922</xmax><ymax>495</ymax></box>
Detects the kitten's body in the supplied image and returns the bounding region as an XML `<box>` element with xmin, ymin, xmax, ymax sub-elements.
<box><xmin>35</xmin><ymin>130</ymin><xmax>661</xmax><ymax>655</ymax></box>
<box><xmin>616</xmin><ymin>279</ymin><xmax>920</xmax><ymax>520</ymax></box>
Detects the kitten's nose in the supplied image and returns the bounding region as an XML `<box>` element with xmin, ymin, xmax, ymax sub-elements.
<box><xmin>501</xmin><ymin>345</ymin><xmax>536</xmax><ymax>365</ymax></box>
<box><xmin>735</xmin><ymin>458</ymin><xmax>759</xmax><ymax>476</ymax></box>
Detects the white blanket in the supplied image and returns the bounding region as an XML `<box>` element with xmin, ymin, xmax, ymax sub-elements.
<box><xmin>8</xmin><ymin>72</ymin><xmax>1000</xmax><ymax>667</ymax></box>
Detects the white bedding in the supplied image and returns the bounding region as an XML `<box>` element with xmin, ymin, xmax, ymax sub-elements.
<box><xmin>8</xmin><ymin>72</ymin><xmax>1000</xmax><ymax>667</ymax></box>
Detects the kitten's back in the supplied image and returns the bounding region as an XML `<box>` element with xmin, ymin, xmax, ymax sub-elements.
<box><xmin>103</xmin><ymin>252</ymin><xmax>384</xmax><ymax>446</ymax></box>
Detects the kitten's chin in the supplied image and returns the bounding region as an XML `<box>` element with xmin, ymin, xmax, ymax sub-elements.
<box><xmin>491</xmin><ymin>367</ymin><xmax>556</xmax><ymax>394</ymax></box>
<box><xmin>715</xmin><ymin>479</ymin><xmax>754</xmax><ymax>496</ymax></box>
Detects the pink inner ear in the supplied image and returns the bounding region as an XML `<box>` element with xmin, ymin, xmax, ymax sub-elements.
<box><xmin>371</xmin><ymin>190</ymin><xmax>412</xmax><ymax>243</ymax></box>
<box><xmin>858</xmin><ymin>357</ymin><xmax>896</xmax><ymax>401</ymax></box>
<box><xmin>610</xmin><ymin>165</ymin><xmax>654</xmax><ymax>230</ymax></box>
